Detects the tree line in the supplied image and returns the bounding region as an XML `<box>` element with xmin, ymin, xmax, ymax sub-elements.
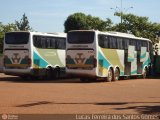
<box><xmin>64</xmin><ymin>12</ymin><xmax>160</xmax><ymax>42</ymax></box>
<box><xmin>0</xmin><ymin>13</ymin><xmax>32</xmax><ymax>53</ymax></box>
<box><xmin>0</xmin><ymin>12</ymin><xmax>160</xmax><ymax>53</ymax></box>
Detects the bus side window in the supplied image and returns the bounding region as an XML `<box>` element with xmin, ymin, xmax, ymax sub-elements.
<box><xmin>98</xmin><ymin>35</ymin><xmax>109</xmax><ymax>48</ymax></box>
<box><xmin>98</xmin><ymin>35</ymin><xmax>104</xmax><ymax>48</ymax></box>
<box><xmin>117</xmin><ymin>37</ymin><xmax>123</xmax><ymax>49</ymax></box>
<box><xmin>33</xmin><ymin>36</ymin><xmax>37</xmax><ymax>47</ymax></box>
<box><xmin>142</xmin><ymin>41</ymin><xmax>148</xmax><ymax>51</ymax></box>
<box><xmin>109</xmin><ymin>36</ymin><xmax>117</xmax><ymax>49</ymax></box>
<box><xmin>123</xmin><ymin>38</ymin><xmax>129</xmax><ymax>50</ymax></box>
<box><xmin>104</xmin><ymin>36</ymin><xmax>109</xmax><ymax>48</ymax></box>
<box><xmin>57</xmin><ymin>38</ymin><xmax>66</xmax><ymax>49</ymax></box>
<box><xmin>62</xmin><ymin>38</ymin><xmax>66</xmax><ymax>49</ymax></box>
<box><xmin>136</xmin><ymin>40</ymin><xmax>141</xmax><ymax>51</ymax></box>
<box><xmin>33</xmin><ymin>35</ymin><xmax>41</xmax><ymax>48</ymax></box>
<box><xmin>41</xmin><ymin>37</ymin><xmax>46</xmax><ymax>48</ymax></box>
<box><xmin>36</xmin><ymin>36</ymin><xmax>42</xmax><ymax>48</ymax></box>
<box><xmin>46</xmin><ymin>37</ymin><xmax>51</xmax><ymax>48</ymax></box>
<box><xmin>129</xmin><ymin>39</ymin><xmax>136</xmax><ymax>46</ymax></box>
<box><xmin>50</xmin><ymin>37</ymin><xmax>56</xmax><ymax>49</ymax></box>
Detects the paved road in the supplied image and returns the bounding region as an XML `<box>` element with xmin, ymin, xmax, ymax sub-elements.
<box><xmin>0</xmin><ymin>73</ymin><xmax>160</xmax><ymax>114</ymax></box>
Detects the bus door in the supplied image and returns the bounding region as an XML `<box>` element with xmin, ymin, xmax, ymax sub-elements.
<box><xmin>137</xmin><ymin>47</ymin><xmax>147</xmax><ymax>74</ymax></box>
<box><xmin>126</xmin><ymin>45</ymin><xmax>137</xmax><ymax>75</ymax></box>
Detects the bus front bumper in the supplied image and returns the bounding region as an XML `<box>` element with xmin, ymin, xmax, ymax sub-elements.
<box><xmin>3</xmin><ymin>68</ymin><xmax>32</xmax><ymax>76</ymax></box>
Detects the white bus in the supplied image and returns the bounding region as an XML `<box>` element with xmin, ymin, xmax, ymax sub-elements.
<box><xmin>66</xmin><ymin>30</ymin><xmax>153</xmax><ymax>82</ymax></box>
<box><xmin>3</xmin><ymin>31</ymin><xmax>66</xmax><ymax>79</ymax></box>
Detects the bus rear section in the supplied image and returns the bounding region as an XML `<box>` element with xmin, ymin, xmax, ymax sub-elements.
<box><xmin>3</xmin><ymin>32</ymin><xmax>31</xmax><ymax>76</ymax></box>
<box><xmin>66</xmin><ymin>31</ymin><xmax>97</xmax><ymax>77</ymax></box>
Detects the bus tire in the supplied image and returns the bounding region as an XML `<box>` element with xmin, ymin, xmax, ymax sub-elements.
<box><xmin>113</xmin><ymin>68</ymin><xmax>120</xmax><ymax>81</ymax></box>
<box><xmin>46</xmin><ymin>67</ymin><xmax>53</xmax><ymax>79</ymax></box>
<box><xmin>53</xmin><ymin>67</ymin><xmax>60</xmax><ymax>79</ymax></box>
<box><xmin>142</xmin><ymin>67</ymin><xmax>147</xmax><ymax>79</ymax></box>
<box><xmin>106</xmin><ymin>68</ymin><xmax>113</xmax><ymax>82</ymax></box>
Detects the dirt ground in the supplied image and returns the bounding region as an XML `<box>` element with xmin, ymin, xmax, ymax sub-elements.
<box><xmin>0</xmin><ymin>73</ymin><xmax>160</xmax><ymax>116</ymax></box>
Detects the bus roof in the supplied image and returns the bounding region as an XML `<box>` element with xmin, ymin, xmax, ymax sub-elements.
<box><xmin>6</xmin><ymin>31</ymin><xmax>66</xmax><ymax>38</ymax></box>
<box><xmin>68</xmin><ymin>30</ymin><xmax>151</xmax><ymax>42</ymax></box>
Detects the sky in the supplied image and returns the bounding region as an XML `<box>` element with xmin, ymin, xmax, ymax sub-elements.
<box><xmin>0</xmin><ymin>0</ymin><xmax>160</xmax><ymax>33</ymax></box>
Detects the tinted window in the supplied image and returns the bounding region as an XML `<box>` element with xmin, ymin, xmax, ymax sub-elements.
<box><xmin>98</xmin><ymin>35</ymin><xmax>128</xmax><ymax>50</ymax></box>
<box><xmin>68</xmin><ymin>31</ymin><xmax>95</xmax><ymax>44</ymax></box>
<box><xmin>5</xmin><ymin>32</ymin><xmax>29</xmax><ymax>44</ymax></box>
<box><xmin>122</xmin><ymin>39</ymin><xmax>129</xmax><ymax>50</ymax></box>
<box><xmin>136</xmin><ymin>40</ymin><xmax>141</xmax><ymax>51</ymax></box>
<box><xmin>117</xmin><ymin>37</ymin><xmax>123</xmax><ymax>49</ymax></box>
<box><xmin>109</xmin><ymin>36</ymin><xmax>117</xmax><ymax>49</ymax></box>
<box><xmin>141</xmin><ymin>41</ymin><xmax>148</xmax><ymax>51</ymax></box>
<box><xmin>33</xmin><ymin>35</ymin><xmax>66</xmax><ymax>49</ymax></box>
<box><xmin>98</xmin><ymin>34</ymin><xmax>150</xmax><ymax>51</ymax></box>
<box><xmin>129</xmin><ymin>39</ymin><xmax>136</xmax><ymax>46</ymax></box>
<box><xmin>57</xmin><ymin>38</ymin><xmax>66</xmax><ymax>49</ymax></box>
<box><xmin>98</xmin><ymin>35</ymin><xmax>109</xmax><ymax>48</ymax></box>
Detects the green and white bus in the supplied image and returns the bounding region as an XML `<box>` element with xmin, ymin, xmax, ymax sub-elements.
<box><xmin>3</xmin><ymin>31</ymin><xmax>66</xmax><ymax>79</ymax></box>
<box><xmin>66</xmin><ymin>30</ymin><xmax>153</xmax><ymax>82</ymax></box>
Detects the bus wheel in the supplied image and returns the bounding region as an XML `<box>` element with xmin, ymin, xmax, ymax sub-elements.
<box><xmin>106</xmin><ymin>68</ymin><xmax>113</xmax><ymax>82</ymax></box>
<box><xmin>54</xmin><ymin>67</ymin><xmax>60</xmax><ymax>79</ymax></box>
<box><xmin>113</xmin><ymin>68</ymin><xmax>120</xmax><ymax>81</ymax></box>
<box><xmin>46</xmin><ymin>67</ymin><xmax>53</xmax><ymax>79</ymax></box>
<box><xmin>142</xmin><ymin>68</ymin><xmax>147</xmax><ymax>79</ymax></box>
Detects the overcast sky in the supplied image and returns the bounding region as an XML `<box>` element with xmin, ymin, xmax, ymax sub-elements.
<box><xmin>1</xmin><ymin>0</ymin><xmax>160</xmax><ymax>32</ymax></box>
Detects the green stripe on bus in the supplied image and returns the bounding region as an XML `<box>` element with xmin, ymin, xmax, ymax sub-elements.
<box><xmin>33</xmin><ymin>51</ymin><xmax>48</xmax><ymax>68</ymax></box>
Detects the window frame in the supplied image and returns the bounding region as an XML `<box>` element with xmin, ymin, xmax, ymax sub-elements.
<box><xmin>33</xmin><ymin>35</ymin><xmax>66</xmax><ymax>49</ymax></box>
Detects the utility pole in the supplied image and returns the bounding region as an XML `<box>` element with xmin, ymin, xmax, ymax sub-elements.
<box><xmin>120</xmin><ymin>0</ymin><xmax>122</xmax><ymax>24</ymax></box>
<box><xmin>110</xmin><ymin>0</ymin><xmax>133</xmax><ymax>24</ymax></box>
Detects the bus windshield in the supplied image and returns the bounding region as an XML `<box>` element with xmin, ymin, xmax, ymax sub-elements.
<box><xmin>68</xmin><ymin>31</ymin><xmax>95</xmax><ymax>44</ymax></box>
<box><xmin>5</xmin><ymin>32</ymin><xmax>29</xmax><ymax>44</ymax></box>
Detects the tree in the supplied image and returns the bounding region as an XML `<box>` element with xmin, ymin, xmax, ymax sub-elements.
<box><xmin>0</xmin><ymin>13</ymin><xmax>33</xmax><ymax>53</ymax></box>
<box><xmin>86</xmin><ymin>15</ymin><xmax>113</xmax><ymax>31</ymax></box>
<box><xmin>64</xmin><ymin>12</ymin><xmax>113</xmax><ymax>32</ymax></box>
<box><xmin>0</xmin><ymin>23</ymin><xmax>17</xmax><ymax>53</ymax></box>
<box><xmin>0</xmin><ymin>22</ymin><xmax>3</xmax><ymax>53</ymax></box>
<box><xmin>15</xmin><ymin>13</ymin><xmax>32</xmax><ymax>31</ymax></box>
<box><xmin>113</xmin><ymin>12</ymin><xmax>160</xmax><ymax>42</ymax></box>
<box><xmin>64</xmin><ymin>13</ymin><xmax>89</xmax><ymax>33</ymax></box>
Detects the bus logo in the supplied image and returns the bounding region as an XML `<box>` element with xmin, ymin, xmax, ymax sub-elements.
<box><xmin>11</xmin><ymin>53</ymin><xmax>21</xmax><ymax>64</ymax></box>
<box><xmin>2</xmin><ymin>114</ymin><xmax>8</xmax><ymax>120</ymax></box>
<box><xmin>75</xmin><ymin>53</ymin><xmax>85</xmax><ymax>64</ymax></box>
